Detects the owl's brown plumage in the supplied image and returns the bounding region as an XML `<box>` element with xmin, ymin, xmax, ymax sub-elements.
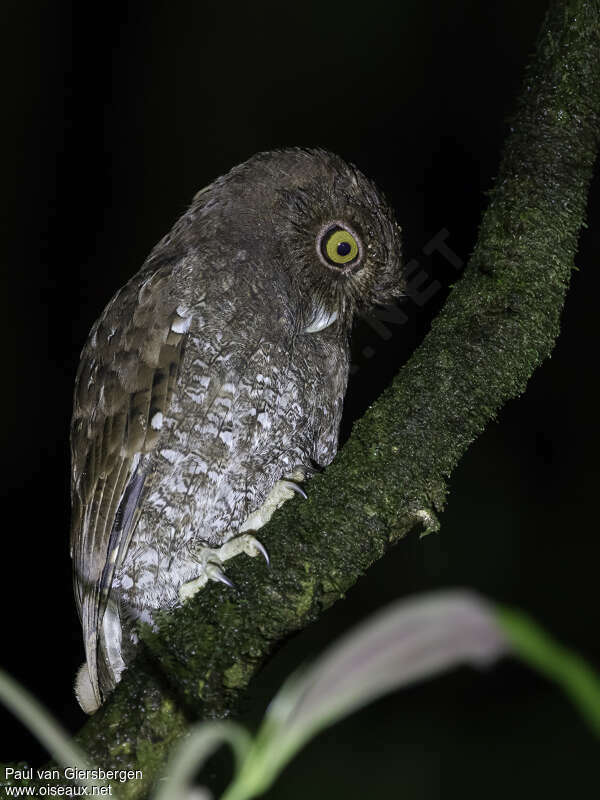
<box><xmin>70</xmin><ymin>148</ymin><xmax>403</xmax><ymax>712</ymax></box>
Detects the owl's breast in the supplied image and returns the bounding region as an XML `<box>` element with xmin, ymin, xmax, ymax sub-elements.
<box><xmin>115</xmin><ymin>316</ymin><xmax>348</xmax><ymax>609</ymax></box>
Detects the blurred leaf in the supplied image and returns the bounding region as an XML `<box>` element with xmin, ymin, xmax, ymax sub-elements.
<box><xmin>6</xmin><ymin>592</ymin><xmax>600</xmax><ymax>800</ymax></box>
<box><xmin>496</xmin><ymin>606</ymin><xmax>600</xmax><ymax>737</ymax></box>
<box><xmin>221</xmin><ymin>590</ymin><xmax>509</xmax><ymax>799</ymax></box>
<box><xmin>0</xmin><ymin>669</ymin><xmax>105</xmax><ymax>793</ymax></box>
<box><xmin>153</xmin><ymin>722</ymin><xmax>251</xmax><ymax>800</ymax></box>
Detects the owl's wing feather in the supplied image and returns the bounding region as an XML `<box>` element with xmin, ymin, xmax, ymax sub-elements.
<box><xmin>98</xmin><ymin>467</ymin><xmax>145</xmax><ymax>615</ymax></box>
<box><xmin>70</xmin><ymin>256</ymin><xmax>192</xmax><ymax>704</ymax></box>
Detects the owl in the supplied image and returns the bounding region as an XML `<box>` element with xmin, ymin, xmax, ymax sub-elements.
<box><xmin>70</xmin><ymin>148</ymin><xmax>404</xmax><ymax>713</ymax></box>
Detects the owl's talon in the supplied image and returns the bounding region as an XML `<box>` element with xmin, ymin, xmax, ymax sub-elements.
<box><xmin>250</xmin><ymin>537</ymin><xmax>270</xmax><ymax>566</ymax></box>
<box><xmin>281</xmin><ymin>480</ymin><xmax>308</xmax><ymax>500</ymax></box>
<box><xmin>225</xmin><ymin>533</ymin><xmax>270</xmax><ymax>566</ymax></box>
<box><xmin>207</xmin><ymin>563</ymin><xmax>236</xmax><ymax>590</ymax></box>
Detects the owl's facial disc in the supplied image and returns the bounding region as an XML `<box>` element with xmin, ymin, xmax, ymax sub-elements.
<box><xmin>317</xmin><ymin>221</ymin><xmax>363</xmax><ymax>272</ymax></box>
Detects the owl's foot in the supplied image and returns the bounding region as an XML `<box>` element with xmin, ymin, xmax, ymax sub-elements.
<box><xmin>207</xmin><ymin>563</ymin><xmax>236</xmax><ymax>590</ymax></box>
<box><xmin>179</xmin><ymin>469</ymin><xmax>309</xmax><ymax>603</ymax></box>
<box><xmin>280</xmin><ymin>479</ymin><xmax>307</xmax><ymax>499</ymax></box>
<box><xmin>178</xmin><ymin>533</ymin><xmax>270</xmax><ymax>603</ymax></box>
<box><xmin>238</xmin><ymin>469</ymin><xmax>308</xmax><ymax>534</ymax></box>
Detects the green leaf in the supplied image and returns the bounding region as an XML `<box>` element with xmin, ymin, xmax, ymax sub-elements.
<box><xmin>153</xmin><ymin>722</ymin><xmax>251</xmax><ymax>800</ymax></box>
<box><xmin>0</xmin><ymin>669</ymin><xmax>103</xmax><ymax>793</ymax></box>
<box><xmin>496</xmin><ymin>606</ymin><xmax>600</xmax><ymax>737</ymax></box>
<box><xmin>222</xmin><ymin>590</ymin><xmax>509</xmax><ymax>799</ymax></box>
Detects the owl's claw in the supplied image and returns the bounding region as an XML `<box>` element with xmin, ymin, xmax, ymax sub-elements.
<box><xmin>179</xmin><ymin>471</ymin><xmax>308</xmax><ymax>604</ymax></box>
<box><xmin>179</xmin><ymin>533</ymin><xmax>271</xmax><ymax>603</ymax></box>
<box><xmin>179</xmin><ymin>562</ymin><xmax>236</xmax><ymax>602</ymax></box>
<box><xmin>280</xmin><ymin>480</ymin><xmax>308</xmax><ymax>500</ymax></box>
<box><xmin>248</xmin><ymin>536</ymin><xmax>270</xmax><ymax>566</ymax></box>
<box><xmin>221</xmin><ymin>533</ymin><xmax>270</xmax><ymax>566</ymax></box>
<box><xmin>207</xmin><ymin>563</ymin><xmax>236</xmax><ymax>589</ymax></box>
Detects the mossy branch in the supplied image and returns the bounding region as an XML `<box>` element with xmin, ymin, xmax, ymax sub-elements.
<box><xmin>59</xmin><ymin>2</ymin><xmax>600</xmax><ymax>797</ymax></box>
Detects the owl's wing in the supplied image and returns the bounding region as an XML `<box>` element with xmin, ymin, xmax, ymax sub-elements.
<box><xmin>308</xmin><ymin>336</ymin><xmax>349</xmax><ymax>469</ymax></box>
<box><xmin>70</xmin><ymin>256</ymin><xmax>192</xmax><ymax>705</ymax></box>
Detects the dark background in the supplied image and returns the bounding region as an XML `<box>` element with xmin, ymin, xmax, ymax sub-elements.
<box><xmin>2</xmin><ymin>1</ymin><xmax>599</xmax><ymax>797</ymax></box>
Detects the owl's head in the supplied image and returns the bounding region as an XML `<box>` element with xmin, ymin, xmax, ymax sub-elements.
<box><xmin>209</xmin><ymin>148</ymin><xmax>404</xmax><ymax>336</ymax></box>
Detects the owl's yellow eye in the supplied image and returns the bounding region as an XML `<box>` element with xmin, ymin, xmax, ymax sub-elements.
<box><xmin>320</xmin><ymin>225</ymin><xmax>360</xmax><ymax>266</ymax></box>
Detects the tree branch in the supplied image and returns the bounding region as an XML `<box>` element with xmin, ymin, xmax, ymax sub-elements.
<box><xmin>65</xmin><ymin>2</ymin><xmax>600</xmax><ymax>797</ymax></box>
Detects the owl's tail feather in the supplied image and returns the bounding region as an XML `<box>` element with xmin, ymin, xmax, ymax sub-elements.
<box><xmin>74</xmin><ymin>662</ymin><xmax>100</xmax><ymax>715</ymax></box>
<box><xmin>78</xmin><ymin>595</ymin><xmax>102</xmax><ymax>714</ymax></box>
<box><xmin>76</xmin><ymin>598</ymin><xmax>125</xmax><ymax>714</ymax></box>
<box><xmin>98</xmin><ymin>599</ymin><xmax>126</xmax><ymax>698</ymax></box>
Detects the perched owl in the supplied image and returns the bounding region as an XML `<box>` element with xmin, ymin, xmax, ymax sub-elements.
<box><xmin>70</xmin><ymin>148</ymin><xmax>404</xmax><ymax>713</ymax></box>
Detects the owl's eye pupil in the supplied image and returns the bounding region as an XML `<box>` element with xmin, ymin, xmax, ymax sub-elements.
<box><xmin>337</xmin><ymin>241</ymin><xmax>351</xmax><ymax>257</ymax></box>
